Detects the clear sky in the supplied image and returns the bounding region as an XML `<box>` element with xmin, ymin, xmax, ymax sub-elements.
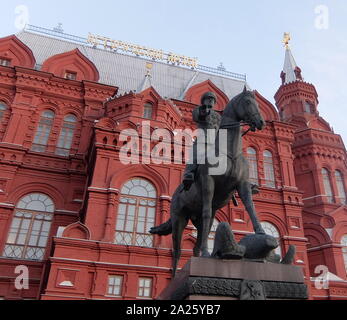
<box><xmin>1</xmin><ymin>1</ymin><xmax>347</xmax><ymax>142</ymax></box>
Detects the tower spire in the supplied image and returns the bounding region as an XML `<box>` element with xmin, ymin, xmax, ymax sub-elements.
<box><xmin>280</xmin><ymin>33</ymin><xmax>303</xmax><ymax>85</ymax></box>
<box><xmin>137</xmin><ymin>62</ymin><xmax>153</xmax><ymax>92</ymax></box>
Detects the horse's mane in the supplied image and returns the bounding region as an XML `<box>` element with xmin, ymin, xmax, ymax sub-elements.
<box><xmin>226</xmin><ymin>89</ymin><xmax>255</xmax><ymax>112</ymax></box>
<box><xmin>230</xmin><ymin>90</ymin><xmax>255</xmax><ymax>105</ymax></box>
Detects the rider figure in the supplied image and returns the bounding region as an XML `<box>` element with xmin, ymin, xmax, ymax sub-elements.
<box><xmin>182</xmin><ymin>92</ymin><xmax>221</xmax><ymax>190</ymax></box>
<box><xmin>182</xmin><ymin>91</ymin><xmax>260</xmax><ymax>196</ymax></box>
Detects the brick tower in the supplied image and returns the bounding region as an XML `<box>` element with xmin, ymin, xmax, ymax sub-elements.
<box><xmin>274</xmin><ymin>33</ymin><xmax>347</xmax><ymax>298</ymax></box>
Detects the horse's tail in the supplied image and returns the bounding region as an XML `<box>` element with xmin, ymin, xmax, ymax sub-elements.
<box><xmin>149</xmin><ymin>218</ymin><xmax>172</xmax><ymax>235</ymax></box>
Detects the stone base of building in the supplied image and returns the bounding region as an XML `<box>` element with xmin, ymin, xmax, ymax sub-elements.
<box><xmin>158</xmin><ymin>257</ymin><xmax>308</xmax><ymax>300</ymax></box>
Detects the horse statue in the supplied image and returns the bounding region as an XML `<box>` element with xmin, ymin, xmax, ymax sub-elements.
<box><xmin>150</xmin><ymin>88</ymin><xmax>266</xmax><ymax>276</ymax></box>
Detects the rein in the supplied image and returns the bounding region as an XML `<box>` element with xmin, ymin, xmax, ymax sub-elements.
<box><xmin>219</xmin><ymin>121</ymin><xmax>253</xmax><ymax>137</ymax></box>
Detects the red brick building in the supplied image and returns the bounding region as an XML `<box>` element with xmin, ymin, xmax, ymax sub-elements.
<box><xmin>0</xmin><ymin>25</ymin><xmax>346</xmax><ymax>300</ymax></box>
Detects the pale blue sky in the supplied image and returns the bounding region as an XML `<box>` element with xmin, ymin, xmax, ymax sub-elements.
<box><xmin>1</xmin><ymin>1</ymin><xmax>347</xmax><ymax>142</ymax></box>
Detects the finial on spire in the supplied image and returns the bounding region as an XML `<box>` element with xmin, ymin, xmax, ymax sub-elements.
<box><xmin>145</xmin><ymin>62</ymin><xmax>153</xmax><ymax>76</ymax></box>
<box><xmin>282</xmin><ymin>32</ymin><xmax>291</xmax><ymax>49</ymax></box>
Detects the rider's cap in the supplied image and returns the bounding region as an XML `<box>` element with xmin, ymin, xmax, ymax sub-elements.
<box><xmin>201</xmin><ymin>92</ymin><xmax>217</xmax><ymax>105</ymax></box>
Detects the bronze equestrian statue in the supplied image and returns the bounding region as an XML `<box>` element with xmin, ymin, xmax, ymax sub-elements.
<box><xmin>150</xmin><ymin>87</ymin><xmax>266</xmax><ymax>276</ymax></box>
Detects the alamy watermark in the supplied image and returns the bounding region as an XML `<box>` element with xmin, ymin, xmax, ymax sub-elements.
<box><xmin>14</xmin><ymin>5</ymin><xmax>29</xmax><ymax>30</ymax></box>
<box><xmin>14</xmin><ymin>265</ymin><xmax>29</xmax><ymax>290</ymax></box>
<box><xmin>314</xmin><ymin>5</ymin><xmax>329</xmax><ymax>30</ymax></box>
<box><xmin>313</xmin><ymin>265</ymin><xmax>329</xmax><ymax>289</ymax></box>
<box><xmin>117</xmin><ymin>121</ymin><xmax>228</xmax><ymax>175</ymax></box>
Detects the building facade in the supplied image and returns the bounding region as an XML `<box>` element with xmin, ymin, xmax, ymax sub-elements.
<box><xmin>0</xmin><ymin>26</ymin><xmax>346</xmax><ymax>300</ymax></box>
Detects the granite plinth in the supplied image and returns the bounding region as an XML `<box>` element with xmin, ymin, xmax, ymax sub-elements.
<box><xmin>158</xmin><ymin>257</ymin><xmax>308</xmax><ymax>300</ymax></box>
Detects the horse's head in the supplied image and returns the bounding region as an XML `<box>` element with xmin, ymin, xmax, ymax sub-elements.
<box><xmin>223</xmin><ymin>86</ymin><xmax>265</xmax><ymax>131</ymax></box>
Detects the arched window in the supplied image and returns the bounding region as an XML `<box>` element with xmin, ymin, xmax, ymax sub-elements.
<box><xmin>335</xmin><ymin>170</ymin><xmax>346</xmax><ymax>204</ymax></box>
<box><xmin>0</xmin><ymin>102</ymin><xmax>7</xmax><ymax>122</ymax></box>
<box><xmin>322</xmin><ymin>168</ymin><xmax>333</xmax><ymax>203</ymax></box>
<box><xmin>115</xmin><ymin>178</ymin><xmax>157</xmax><ymax>247</ymax></box>
<box><xmin>341</xmin><ymin>235</ymin><xmax>347</xmax><ymax>273</ymax></box>
<box><xmin>31</xmin><ymin>110</ymin><xmax>55</xmax><ymax>152</ymax></box>
<box><xmin>2</xmin><ymin>193</ymin><xmax>54</xmax><ymax>261</ymax></box>
<box><xmin>260</xmin><ymin>221</ymin><xmax>282</xmax><ymax>258</ymax></box>
<box><xmin>56</xmin><ymin>114</ymin><xmax>77</xmax><ymax>156</ymax></box>
<box><xmin>247</xmin><ymin>147</ymin><xmax>259</xmax><ymax>186</ymax></box>
<box><xmin>143</xmin><ymin>103</ymin><xmax>153</xmax><ymax>120</ymax></box>
<box><xmin>263</xmin><ymin>150</ymin><xmax>275</xmax><ymax>188</ymax></box>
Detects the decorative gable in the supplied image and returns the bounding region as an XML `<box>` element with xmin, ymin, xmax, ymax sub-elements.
<box><xmin>0</xmin><ymin>35</ymin><xmax>36</xmax><ymax>68</ymax></box>
<box><xmin>254</xmin><ymin>91</ymin><xmax>280</xmax><ymax>121</ymax></box>
<box><xmin>62</xmin><ymin>221</ymin><xmax>91</xmax><ymax>240</ymax></box>
<box><xmin>140</xmin><ymin>86</ymin><xmax>182</xmax><ymax>130</ymax></box>
<box><xmin>41</xmin><ymin>48</ymin><xmax>99</xmax><ymax>82</ymax></box>
<box><xmin>184</xmin><ymin>80</ymin><xmax>229</xmax><ymax>111</ymax></box>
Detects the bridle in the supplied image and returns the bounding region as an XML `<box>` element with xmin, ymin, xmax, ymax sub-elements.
<box><xmin>219</xmin><ymin>121</ymin><xmax>254</xmax><ymax>137</ymax></box>
<box><xmin>219</xmin><ymin>92</ymin><xmax>260</xmax><ymax>137</ymax></box>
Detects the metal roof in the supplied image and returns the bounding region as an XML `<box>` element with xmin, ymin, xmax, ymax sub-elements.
<box><xmin>282</xmin><ymin>48</ymin><xmax>300</xmax><ymax>84</ymax></box>
<box><xmin>16</xmin><ymin>27</ymin><xmax>248</xmax><ymax>100</ymax></box>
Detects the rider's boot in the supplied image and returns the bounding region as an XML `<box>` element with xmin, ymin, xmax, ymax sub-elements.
<box><xmin>251</xmin><ymin>184</ymin><xmax>260</xmax><ymax>195</ymax></box>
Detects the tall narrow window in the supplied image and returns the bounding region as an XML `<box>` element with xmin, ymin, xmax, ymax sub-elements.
<box><xmin>247</xmin><ymin>147</ymin><xmax>259</xmax><ymax>186</ymax></box>
<box><xmin>260</xmin><ymin>221</ymin><xmax>282</xmax><ymax>258</ymax></box>
<box><xmin>341</xmin><ymin>235</ymin><xmax>347</xmax><ymax>273</ymax></box>
<box><xmin>138</xmin><ymin>278</ymin><xmax>152</xmax><ymax>298</ymax></box>
<box><xmin>263</xmin><ymin>150</ymin><xmax>275</xmax><ymax>188</ymax></box>
<box><xmin>335</xmin><ymin>170</ymin><xmax>346</xmax><ymax>204</ymax></box>
<box><xmin>143</xmin><ymin>103</ymin><xmax>153</xmax><ymax>120</ymax></box>
<box><xmin>0</xmin><ymin>102</ymin><xmax>7</xmax><ymax>122</ymax></box>
<box><xmin>304</xmin><ymin>101</ymin><xmax>311</xmax><ymax>113</ymax></box>
<box><xmin>322</xmin><ymin>168</ymin><xmax>333</xmax><ymax>203</ymax></box>
<box><xmin>31</xmin><ymin>110</ymin><xmax>55</xmax><ymax>152</ymax></box>
<box><xmin>2</xmin><ymin>193</ymin><xmax>54</xmax><ymax>261</ymax></box>
<box><xmin>115</xmin><ymin>178</ymin><xmax>156</xmax><ymax>247</ymax></box>
<box><xmin>56</xmin><ymin>114</ymin><xmax>77</xmax><ymax>156</ymax></box>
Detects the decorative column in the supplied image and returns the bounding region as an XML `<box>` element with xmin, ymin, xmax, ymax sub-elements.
<box><xmin>77</xmin><ymin>118</ymin><xmax>94</xmax><ymax>154</ymax></box>
<box><xmin>157</xmin><ymin>195</ymin><xmax>171</xmax><ymax>248</ymax></box>
<box><xmin>102</xmin><ymin>189</ymin><xmax>119</xmax><ymax>242</ymax></box>
<box><xmin>0</xmin><ymin>205</ymin><xmax>14</xmax><ymax>252</ymax></box>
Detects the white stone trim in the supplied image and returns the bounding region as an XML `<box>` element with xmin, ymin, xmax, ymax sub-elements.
<box><xmin>0</xmin><ymin>202</ymin><xmax>15</xmax><ymax>208</ymax></box>
<box><xmin>52</xmin><ymin>257</ymin><xmax>171</xmax><ymax>270</ymax></box>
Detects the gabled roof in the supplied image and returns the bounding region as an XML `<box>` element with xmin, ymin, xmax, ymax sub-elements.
<box><xmin>16</xmin><ymin>30</ymin><xmax>247</xmax><ymax>100</ymax></box>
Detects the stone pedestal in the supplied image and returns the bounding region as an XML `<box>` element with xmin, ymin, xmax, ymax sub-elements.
<box><xmin>158</xmin><ymin>257</ymin><xmax>308</xmax><ymax>300</ymax></box>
